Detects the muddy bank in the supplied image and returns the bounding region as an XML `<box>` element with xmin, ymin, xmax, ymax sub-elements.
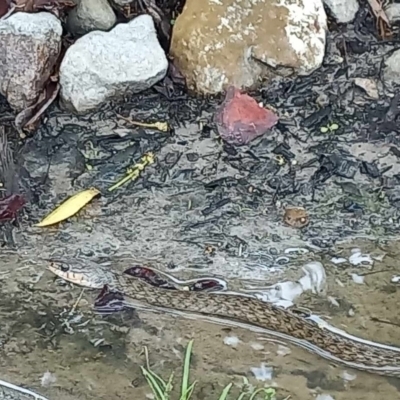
<box><xmin>0</xmin><ymin>240</ymin><xmax>400</xmax><ymax>400</ymax></box>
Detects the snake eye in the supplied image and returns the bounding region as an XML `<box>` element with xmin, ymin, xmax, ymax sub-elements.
<box><xmin>61</xmin><ymin>264</ymin><xmax>69</xmax><ymax>272</ymax></box>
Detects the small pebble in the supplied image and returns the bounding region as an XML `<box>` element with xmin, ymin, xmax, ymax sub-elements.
<box><xmin>250</xmin><ymin>363</ymin><xmax>273</xmax><ymax>381</ymax></box>
<box><xmin>40</xmin><ymin>371</ymin><xmax>57</xmax><ymax>387</ymax></box>
<box><xmin>223</xmin><ymin>336</ymin><xmax>240</xmax><ymax>347</ymax></box>
<box><xmin>391</xmin><ymin>275</ymin><xmax>400</xmax><ymax>283</ymax></box>
<box><xmin>316</xmin><ymin>395</ymin><xmax>335</xmax><ymax>400</ymax></box>
<box><xmin>342</xmin><ymin>370</ymin><xmax>357</xmax><ymax>381</ymax></box>
<box><xmin>276</xmin><ymin>345</ymin><xmax>291</xmax><ymax>356</ymax></box>
<box><xmin>327</xmin><ymin>296</ymin><xmax>340</xmax><ymax>307</ymax></box>
<box><xmin>251</xmin><ymin>343</ymin><xmax>265</xmax><ymax>351</ymax></box>
<box><xmin>349</xmin><ymin>250</ymin><xmax>373</xmax><ymax>266</ymax></box>
<box><xmin>331</xmin><ymin>257</ymin><xmax>347</xmax><ymax>265</ymax></box>
<box><xmin>351</xmin><ymin>273</ymin><xmax>365</xmax><ymax>284</ymax></box>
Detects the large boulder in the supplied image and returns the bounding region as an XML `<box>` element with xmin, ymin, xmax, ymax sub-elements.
<box><xmin>59</xmin><ymin>14</ymin><xmax>168</xmax><ymax>114</ymax></box>
<box><xmin>170</xmin><ymin>0</ymin><xmax>327</xmax><ymax>94</ymax></box>
<box><xmin>0</xmin><ymin>12</ymin><xmax>62</xmax><ymax>112</ymax></box>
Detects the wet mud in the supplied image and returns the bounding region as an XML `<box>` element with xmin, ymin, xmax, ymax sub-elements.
<box><xmin>1</xmin><ymin>4</ymin><xmax>400</xmax><ymax>400</ymax></box>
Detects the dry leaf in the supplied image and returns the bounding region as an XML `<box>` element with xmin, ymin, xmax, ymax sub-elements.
<box><xmin>36</xmin><ymin>187</ymin><xmax>100</xmax><ymax>227</ymax></box>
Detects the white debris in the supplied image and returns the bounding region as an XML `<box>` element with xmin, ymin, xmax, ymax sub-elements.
<box><xmin>391</xmin><ymin>275</ymin><xmax>400</xmax><ymax>283</ymax></box>
<box><xmin>250</xmin><ymin>363</ymin><xmax>273</xmax><ymax>381</ymax></box>
<box><xmin>253</xmin><ymin>261</ymin><xmax>326</xmax><ymax>309</ymax></box>
<box><xmin>276</xmin><ymin>345</ymin><xmax>291</xmax><ymax>356</ymax></box>
<box><xmin>372</xmin><ymin>253</ymin><xmax>386</xmax><ymax>262</ymax></box>
<box><xmin>284</xmin><ymin>247</ymin><xmax>309</xmax><ymax>255</ymax></box>
<box><xmin>250</xmin><ymin>343</ymin><xmax>265</xmax><ymax>351</ymax></box>
<box><xmin>351</xmin><ymin>273</ymin><xmax>365</xmax><ymax>284</ymax></box>
<box><xmin>316</xmin><ymin>395</ymin><xmax>335</xmax><ymax>400</ymax></box>
<box><xmin>354</xmin><ymin>77</ymin><xmax>379</xmax><ymax>99</ymax></box>
<box><xmin>349</xmin><ymin>249</ymin><xmax>373</xmax><ymax>266</ymax></box>
<box><xmin>40</xmin><ymin>371</ymin><xmax>56</xmax><ymax>387</ymax></box>
<box><xmin>327</xmin><ymin>296</ymin><xmax>340</xmax><ymax>307</ymax></box>
<box><xmin>335</xmin><ymin>278</ymin><xmax>345</xmax><ymax>287</ymax></box>
<box><xmin>223</xmin><ymin>336</ymin><xmax>240</xmax><ymax>347</ymax></box>
<box><xmin>330</xmin><ymin>257</ymin><xmax>347</xmax><ymax>265</ymax></box>
<box><xmin>342</xmin><ymin>370</ymin><xmax>357</xmax><ymax>381</ymax></box>
<box><xmin>299</xmin><ymin>261</ymin><xmax>327</xmax><ymax>294</ymax></box>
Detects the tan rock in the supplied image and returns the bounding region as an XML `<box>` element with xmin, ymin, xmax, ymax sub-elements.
<box><xmin>170</xmin><ymin>0</ymin><xmax>327</xmax><ymax>94</ymax></box>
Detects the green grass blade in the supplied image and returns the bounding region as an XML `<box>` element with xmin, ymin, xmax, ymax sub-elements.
<box><xmin>141</xmin><ymin>366</ymin><xmax>168</xmax><ymax>400</ymax></box>
<box><xmin>180</xmin><ymin>339</ymin><xmax>194</xmax><ymax>398</ymax></box>
<box><xmin>180</xmin><ymin>381</ymin><xmax>197</xmax><ymax>400</ymax></box>
<box><xmin>237</xmin><ymin>393</ymin><xmax>247</xmax><ymax>400</ymax></box>
<box><xmin>218</xmin><ymin>383</ymin><xmax>233</xmax><ymax>400</ymax></box>
<box><xmin>165</xmin><ymin>372</ymin><xmax>175</xmax><ymax>394</ymax></box>
<box><xmin>143</xmin><ymin>345</ymin><xmax>169</xmax><ymax>391</ymax></box>
<box><xmin>249</xmin><ymin>387</ymin><xmax>276</xmax><ymax>400</ymax></box>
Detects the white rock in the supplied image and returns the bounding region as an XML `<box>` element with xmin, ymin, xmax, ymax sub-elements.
<box><xmin>67</xmin><ymin>0</ymin><xmax>116</xmax><ymax>35</ymax></box>
<box><xmin>323</xmin><ymin>0</ymin><xmax>359</xmax><ymax>23</ymax></box>
<box><xmin>60</xmin><ymin>14</ymin><xmax>168</xmax><ymax>114</ymax></box>
<box><xmin>223</xmin><ymin>336</ymin><xmax>240</xmax><ymax>347</ymax></box>
<box><xmin>385</xmin><ymin>3</ymin><xmax>400</xmax><ymax>24</ymax></box>
<box><xmin>383</xmin><ymin>50</ymin><xmax>400</xmax><ymax>88</ymax></box>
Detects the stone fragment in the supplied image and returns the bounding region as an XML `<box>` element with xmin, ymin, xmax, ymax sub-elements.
<box><xmin>59</xmin><ymin>14</ymin><xmax>168</xmax><ymax>114</ymax></box>
<box><xmin>0</xmin><ymin>12</ymin><xmax>62</xmax><ymax>112</ymax></box>
<box><xmin>323</xmin><ymin>0</ymin><xmax>359</xmax><ymax>23</ymax></box>
<box><xmin>383</xmin><ymin>50</ymin><xmax>400</xmax><ymax>89</ymax></box>
<box><xmin>215</xmin><ymin>87</ymin><xmax>278</xmax><ymax>146</ymax></box>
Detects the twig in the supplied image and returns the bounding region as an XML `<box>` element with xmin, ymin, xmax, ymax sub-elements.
<box><xmin>69</xmin><ymin>288</ymin><xmax>85</xmax><ymax>316</ymax></box>
<box><xmin>366</xmin><ymin>0</ymin><xmax>390</xmax><ymax>26</ymax></box>
<box><xmin>0</xmin><ymin>379</ymin><xmax>49</xmax><ymax>400</ymax></box>
<box><xmin>370</xmin><ymin>317</ymin><xmax>400</xmax><ymax>328</ymax></box>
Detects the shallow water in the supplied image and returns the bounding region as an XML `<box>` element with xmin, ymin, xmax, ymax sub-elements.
<box><xmin>0</xmin><ymin>239</ymin><xmax>400</xmax><ymax>400</ymax></box>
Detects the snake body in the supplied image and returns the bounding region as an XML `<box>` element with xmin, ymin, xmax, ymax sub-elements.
<box><xmin>48</xmin><ymin>261</ymin><xmax>400</xmax><ymax>377</ymax></box>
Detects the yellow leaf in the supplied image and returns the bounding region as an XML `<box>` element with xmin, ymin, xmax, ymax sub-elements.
<box><xmin>36</xmin><ymin>187</ymin><xmax>101</xmax><ymax>227</ymax></box>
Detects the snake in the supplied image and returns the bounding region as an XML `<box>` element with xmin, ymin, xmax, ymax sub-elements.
<box><xmin>48</xmin><ymin>259</ymin><xmax>400</xmax><ymax>378</ymax></box>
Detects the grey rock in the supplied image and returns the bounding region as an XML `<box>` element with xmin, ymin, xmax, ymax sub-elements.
<box><xmin>383</xmin><ymin>50</ymin><xmax>400</xmax><ymax>88</ymax></box>
<box><xmin>59</xmin><ymin>14</ymin><xmax>168</xmax><ymax>114</ymax></box>
<box><xmin>384</xmin><ymin>3</ymin><xmax>400</xmax><ymax>24</ymax></box>
<box><xmin>67</xmin><ymin>0</ymin><xmax>116</xmax><ymax>36</ymax></box>
<box><xmin>323</xmin><ymin>0</ymin><xmax>359</xmax><ymax>23</ymax></box>
<box><xmin>0</xmin><ymin>12</ymin><xmax>62</xmax><ymax>112</ymax></box>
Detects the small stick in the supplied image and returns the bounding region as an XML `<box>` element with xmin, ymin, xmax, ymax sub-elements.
<box><xmin>371</xmin><ymin>317</ymin><xmax>400</xmax><ymax>328</ymax></box>
<box><xmin>116</xmin><ymin>114</ymin><xmax>169</xmax><ymax>132</ymax></box>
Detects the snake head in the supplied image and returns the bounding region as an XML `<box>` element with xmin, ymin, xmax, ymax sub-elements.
<box><xmin>47</xmin><ymin>258</ymin><xmax>116</xmax><ymax>289</ymax></box>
